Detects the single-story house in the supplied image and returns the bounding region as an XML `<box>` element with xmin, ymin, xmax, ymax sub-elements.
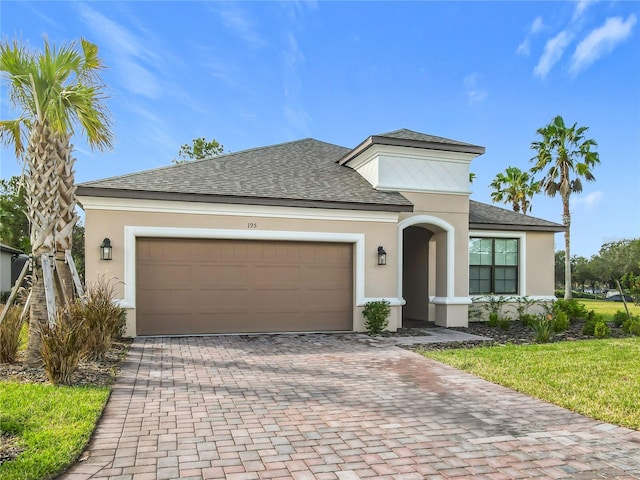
<box><xmin>77</xmin><ymin>129</ymin><xmax>564</xmax><ymax>337</ymax></box>
<box><xmin>0</xmin><ymin>242</ymin><xmax>23</xmax><ymax>296</ymax></box>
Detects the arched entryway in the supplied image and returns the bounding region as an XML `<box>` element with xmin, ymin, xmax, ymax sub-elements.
<box><xmin>397</xmin><ymin>215</ymin><xmax>456</xmax><ymax>327</ymax></box>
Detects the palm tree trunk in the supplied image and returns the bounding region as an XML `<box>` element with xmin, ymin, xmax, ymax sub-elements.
<box><xmin>54</xmin><ymin>133</ymin><xmax>78</xmax><ymax>302</ymax></box>
<box><xmin>563</xmin><ymin>195</ymin><xmax>572</xmax><ymax>300</ymax></box>
<box><xmin>24</xmin><ymin>119</ymin><xmax>65</xmax><ymax>364</ymax></box>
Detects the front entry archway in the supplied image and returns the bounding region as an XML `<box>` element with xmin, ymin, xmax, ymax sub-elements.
<box><xmin>397</xmin><ymin>215</ymin><xmax>467</xmax><ymax>327</ymax></box>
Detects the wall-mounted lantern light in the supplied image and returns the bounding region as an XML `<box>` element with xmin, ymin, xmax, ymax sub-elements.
<box><xmin>100</xmin><ymin>238</ymin><xmax>113</xmax><ymax>261</ymax></box>
<box><xmin>377</xmin><ymin>246</ymin><xmax>387</xmax><ymax>266</ymax></box>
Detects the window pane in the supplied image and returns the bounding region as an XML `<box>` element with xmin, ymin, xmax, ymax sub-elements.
<box><xmin>494</xmin><ymin>267</ymin><xmax>517</xmax><ymax>294</ymax></box>
<box><xmin>469</xmin><ymin>238</ymin><xmax>493</xmax><ymax>265</ymax></box>
<box><xmin>470</xmin><ymin>266</ymin><xmax>492</xmax><ymax>294</ymax></box>
<box><xmin>505</xmin><ymin>252</ymin><xmax>518</xmax><ymax>266</ymax></box>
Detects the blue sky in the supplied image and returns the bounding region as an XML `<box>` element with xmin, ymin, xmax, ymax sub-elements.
<box><xmin>1</xmin><ymin>0</ymin><xmax>639</xmax><ymax>258</ymax></box>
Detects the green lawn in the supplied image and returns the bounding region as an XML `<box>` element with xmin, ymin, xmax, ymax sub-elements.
<box><xmin>0</xmin><ymin>383</ymin><xmax>110</xmax><ymax>480</ymax></box>
<box><xmin>579</xmin><ymin>298</ymin><xmax>640</xmax><ymax>321</ymax></box>
<box><xmin>1</xmin><ymin>322</ymin><xmax>112</xmax><ymax>480</ymax></box>
<box><xmin>421</xmin><ymin>337</ymin><xmax>640</xmax><ymax>430</ymax></box>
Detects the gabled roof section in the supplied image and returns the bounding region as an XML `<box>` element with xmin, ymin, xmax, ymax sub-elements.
<box><xmin>339</xmin><ymin>128</ymin><xmax>485</xmax><ymax>166</ymax></box>
<box><xmin>77</xmin><ymin>138</ymin><xmax>414</xmax><ymax>212</ymax></box>
<box><xmin>469</xmin><ymin>200</ymin><xmax>565</xmax><ymax>232</ymax></box>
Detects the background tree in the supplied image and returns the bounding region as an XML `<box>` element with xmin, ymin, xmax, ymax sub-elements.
<box><xmin>489</xmin><ymin>166</ymin><xmax>540</xmax><ymax>214</ymax></box>
<box><xmin>0</xmin><ymin>175</ymin><xmax>30</xmax><ymax>251</ymax></box>
<box><xmin>596</xmin><ymin>239</ymin><xmax>640</xmax><ymax>288</ymax></box>
<box><xmin>554</xmin><ymin>250</ymin><xmax>565</xmax><ymax>288</ymax></box>
<box><xmin>0</xmin><ymin>38</ymin><xmax>112</xmax><ymax>363</ymax></box>
<box><xmin>531</xmin><ymin>115</ymin><xmax>600</xmax><ymax>300</ymax></box>
<box><xmin>173</xmin><ymin>137</ymin><xmax>224</xmax><ymax>164</ymax></box>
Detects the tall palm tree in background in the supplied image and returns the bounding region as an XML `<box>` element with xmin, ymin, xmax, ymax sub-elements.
<box><xmin>531</xmin><ymin>115</ymin><xmax>600</xmax><ymax>300</ymax></box>
<box><xmin>489</xmin><ymin>166</ymin><xmax>540</xmax><ymax>215</ymax></box>
<box><xmin>0</xmin><ymin>38</ymin><xmax>112</xmax><ymax>363</ymax></box>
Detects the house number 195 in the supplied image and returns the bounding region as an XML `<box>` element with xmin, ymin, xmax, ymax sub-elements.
<box><xmin>247</xmin><ymin>222</ymin><xmax>257</xmax><ymax>229</ymax></box>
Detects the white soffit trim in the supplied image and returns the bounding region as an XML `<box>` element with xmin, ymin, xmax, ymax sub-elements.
<box><xmin>469</xmin><ymin>230</ymin><xmax>527</xmax><ymax>296</ymax></box>
<box><xmin>123</xmin><ymin>226</ymin><xmax>367</xmax><ymax>309</ymax></box>
<box><xmin>397</xmin><ymin>215</ymin><xmax>456</xmax><ymax>300</ymax></box>
<box><xmin>79</xmin><ymin>196</ymin><xmax>399</xmax><ymax>223</ymax></box>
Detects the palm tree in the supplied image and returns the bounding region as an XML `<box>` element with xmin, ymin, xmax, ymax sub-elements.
<box><xmin>489</xmin><ymin>166</ymin><xmax>540</xmax><ymax>214</ymax></box>
<box><xmin>531</xmin><ymin>115</ymin><xmax>600</xmax><ymax>300</ymax></box>
<box><xmin>1</xmin><ymin>38</ymin><xmax>112</xmax><ymax>362</ymax></box>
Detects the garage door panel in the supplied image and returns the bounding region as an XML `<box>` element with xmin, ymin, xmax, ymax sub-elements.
<box><xmin>136</xmin><ymin>238</ymin><xmax>353</xmax><ymax>335</ymax></box>
<box><xmin>194</xmin><ymin>264</ymin><xmax>249</xmax><ymax>285</ymax></box>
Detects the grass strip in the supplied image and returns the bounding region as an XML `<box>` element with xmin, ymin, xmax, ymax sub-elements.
<box><xmin>0</xmin><ymin>383</ymin><xmax>110</xmax><ymax>480</ymax></box>
<box><xmin>421</xmin><ymin>337</ymin><xmax>640</xmax><ymax>430</ymax></box>
<box><xmin>579</xmin><ymin>299</ymin><xmax>640</xmax><ymax>321</ymax></box>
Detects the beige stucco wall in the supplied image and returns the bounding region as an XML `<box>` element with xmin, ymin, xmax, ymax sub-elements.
<box><xmin>82</xmin><ymin>198</ymin><xmax>403</xmax><ymax>336</ymax></box>
<box><xmin>525</xmin><ymin>231</ymin><xmax>556</xmax><ymax>296</ymax></box>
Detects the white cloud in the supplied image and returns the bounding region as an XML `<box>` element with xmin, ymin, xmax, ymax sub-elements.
<box><xmin>570</xmin><ymin>14</ymin><xmax>637</xmax><ymax>76</ymax></box>
<box><xmin>534</xmin><ymin>31</ymin><xmax>572</xmax><ymax>78</ymax></box>
<box><xmin>570</xmin><ymin>190</ymin><xmax>604</xmax><ymax>209</ymax></box>
<box><xmin>76</xmin><ymin>4</ymin><xmax>162</xmax><ymax>99</ymax></box>
<box><xmin>463</xmin><ymin>73</ymin><xmax>488</xmax><ymax>104</ymax></box>
<box><xmin>517</xmin><ymin>16</ymin><xmax>544</xmax><ymax>56</ymax></box>
<box><xmin>213</xmin><ymin>3</ymin><xmax>266</xmax><ymax>48</ymax></box>
<box><xmin>573</xmin><ymin>0</ymin><xmax>598</xmax><ymax>22</ymax></box>
<box><xmin>531</xmin><ymin>16</ymin><xmax>544</xmax><ymax>34</ymax></box>
<box><xmin>517</xmin><ymin>39</ymin><xmax>531</xmax><ymax>56</ymax></box>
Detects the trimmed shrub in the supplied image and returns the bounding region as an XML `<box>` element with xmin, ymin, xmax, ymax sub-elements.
<box><xmin>41</xmin><ymin>302</ymin><xmax>86</xmax><ymax>385</ymax></box>
<box><xmin>553</xmin><ymin>311</ymin><xmax>569</xmax><ymax>333</ymax></box>
<box><xmin>81</xmin><ymin>278</ymin><xmax>126</xmax><ymax>361</ymax></box>
<box><xmin>594</xmin><ymin>320</ymin><xmax>611</xmax><ymax>339</ymax></box>
<box><xmin>554</xmin><ymin>299</ymin><xmax>588</xmax><ymax>321</ymax></box>
<box><xmin>613</xmin><ymin>310</ymin><xmax>630</xmax><ymax>327</ymax></box>
<box><xmin>362</xmin><ymin>300</ymin><xmax>391</xmax><ymax>335</ymax></box>
<box><xmin>622</xmin><ymin>316</ymin><xmax>640</xmax><ymax>336</ymax></box>
<box><xmin>0</xmin><ymin>305</ymin><xmax>25</xmax><ymax>363</ymax></box>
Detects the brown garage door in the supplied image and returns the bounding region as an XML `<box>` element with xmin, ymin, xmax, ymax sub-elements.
<box><xmin>136</xmin><ymin>238</ymin><xmax>353</xmax><ymax>335</ymax></box>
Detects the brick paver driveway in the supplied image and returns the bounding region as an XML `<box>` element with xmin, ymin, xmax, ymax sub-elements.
<box><xmin>62</xmin><ymin>334</ymin><xmax>640</xmax><ymax>480</ymax></box>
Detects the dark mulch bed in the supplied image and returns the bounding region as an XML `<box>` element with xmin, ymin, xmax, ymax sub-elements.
<box><xmin>0</xmin><ymin>339</ymin><xmax>132</xmax><ymax>387</ymax></box>
<box><xmin>412</xmin><ymin>319</ymin><xmax>633</xmax><ymax>351</ymax></box>
<box><xmin>0</xmin><ymin>339</ymin><xmax>131</xmax><ymax>466</ymax></box>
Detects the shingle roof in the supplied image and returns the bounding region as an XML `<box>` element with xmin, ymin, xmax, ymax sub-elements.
<box><xmin>78</xmin><ymin>131</ymin><xmax>563</xmax><ymax>232</ymax></box>
<box><xmin>469</xmin><ymin>200</ymin><xmax>565</xmax><ymax>232</ymax></box>
<box><xmin>78</xmin><ymin>138</ymin><xmax>414</xmax><ymax>212</ymax></box>
<box><xmin>338</xmin><ymin>128</ymin><xmax>485</xmax><ymax>166</ymax></box>
<box><xmin>377</xmin><ymin>128</ymin><xmax>481</xmax><ymax>147</ymax></box>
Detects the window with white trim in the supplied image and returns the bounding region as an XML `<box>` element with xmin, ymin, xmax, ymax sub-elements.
<box><xmin>469</xmin><ymin>237</ymin><xmax>518</xmax><ymax>294</ymax></box>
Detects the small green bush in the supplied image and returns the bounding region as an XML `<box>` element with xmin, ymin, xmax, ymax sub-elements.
<box><xmin>487</xmin><ymin>312</ymin><xmax>499</xmax><ymax>327</ymax></box>
<box><xmin>622</xmin><ymin>316</ymin><xmax>640</xmax><ymax>336</ymax></box>
<box><xmin>41</xmin><ymin>303</ymin><xmax>86</xmax><ymax>385</ymax></box>
<box><xmin>531</xmin><ymin>316</ymin><xmax>554</xmax><ymax>343</ymax></box>
<box><xmin>553</xmin><ymin>311</ymin><xmax>569</xmax><ymax>333</ymax></box>
<box><xmin>362</xmin><ymin>300</ymin><xmax>391</xmax><ymax>335</ymax></box>
<box><xmin>497</xmin><ymin>317</ymin><xmax>511</xmax><ymax>331</ymax></box>
<box><xmin>582</xmin><ymin>314</ymin><xmax>598</xmax><ymax>336</ymax></box>
<box><xmin>594</xmin><ymin>320</ymin><xmax>611</xmax><ymax>339</ymax></box>
<box><xmin>613</xmin><ymin>310</ymin><xmax>630</xmax><ymax>327</ymax></box>
<box><xmin>0</xmin><ymin>305</ymin><xmax>25</xmax><ymax>363</ymax></box>
<box><xmin>519</xmin><ymin>313</ymin><xmax>536</xmax><ymax>328</ymax></box>
<box><xmin>554</xmin><ymin>298</ymin><xmax>588</xmax><ymax>321</ymax></box>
